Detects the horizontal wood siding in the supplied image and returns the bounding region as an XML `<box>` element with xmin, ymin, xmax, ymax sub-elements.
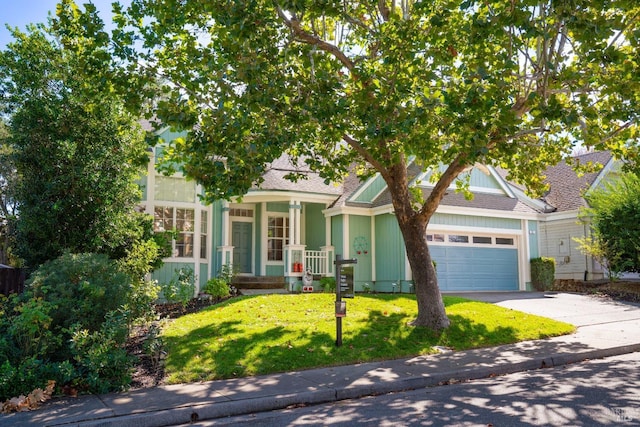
<box><xmin>539</xmin><ymin>219</ymin><xmax>597</xmax><ymax>280</ymax></box>
<box><xmin>430</xmin><ymin>213</ymin><xmax>521</xmax><ymax>230</ymax></box>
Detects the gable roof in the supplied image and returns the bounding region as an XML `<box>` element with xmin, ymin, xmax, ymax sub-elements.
<box><xmin>541</xmin><ymin>151</ymin><xmax>613</xmax><ymax>212</ymax></box>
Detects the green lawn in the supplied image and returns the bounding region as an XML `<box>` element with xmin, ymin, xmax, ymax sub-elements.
<box><xmin>161</xmin><ymin>294</ymin><xmax>575</xmax><ymax>384</ymax></box>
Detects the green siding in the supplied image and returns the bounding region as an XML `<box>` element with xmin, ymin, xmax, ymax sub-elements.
<box><xmin>431</xmin><ymin>213</ymin><xmax>521</xmax><ymax>230</ymax></box>
<box><xmin>266</xmin><ymin>265</ymin><xmax>284</xmax><ymax>276</ymax></box>
<box><xmin>420</xmin><ymin>166</ymin><xmax>503</xmax><ymax>191</ymax></box>
<box><xmin>351</xmin><ymin>174</ymin><xmax>386</xmax><ymax>203</ymax></box>
<box><xmin>374</xmin><ymin>214</ymin><xmax>405</xmax><ymax>291</ymax></box>
<box><xmin>528</xmin><ymin>221</ymin><xmax>539</xmax><ymax>259</ymax></box>
<box><xmin>331</xmin><ymin>215</ymin><xmax>344</xmax><ymax>257</ymax></box>
<box><xmin>199</xmin><ymin>264</ymin><xmax>209</xmax><ymax>290</ymax></box>
<box><xmin>349</xmin><ymin>215</ymin><xmax>373</xmax><ymax>289</ymax></box>
<box><xmin>266</xmin><ymin>202</ymin><xmax>289</xmax><ymax>213</ymax></box>
<box><xmin>153</xmin><ymin>262</ymin><xmax>195</xmax><ymax>285</ymax></box>
<box><xmin>305</xmin><ymin>203</ymin><xmax>326</xmax><ymax>250</ymax></box>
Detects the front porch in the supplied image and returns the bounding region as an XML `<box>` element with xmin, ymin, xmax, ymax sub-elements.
<box><xmin>231</xmin><ymin>248</ymin><xmax>334</xmax><ymax>291</ymax></box>
<box><xmin>215</xmin><ymin>198</ymin><xmax>336</xmax><ymax>291</ymax></box>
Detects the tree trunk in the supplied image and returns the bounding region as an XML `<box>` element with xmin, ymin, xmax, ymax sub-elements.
<box><xmin>396</xmin><ymin>213</ymin><xmax>450</xmax><ymax>330</ymax></box>
<box><xmin>382</xmin><ymin>161</ymin><xmax>452</xmax><ymax>331</ymax></box>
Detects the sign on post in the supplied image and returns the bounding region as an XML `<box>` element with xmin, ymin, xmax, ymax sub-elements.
<box><xmin>339</xmin><ymin>265</ymin><xmax>354</xmax><ymax>299</ymax></box>
<box><xmin>334</xmin><ymin>254</ymin><xmax>357</xmax><ymax>347</ymax></box>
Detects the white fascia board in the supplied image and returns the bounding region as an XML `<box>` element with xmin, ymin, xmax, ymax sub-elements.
<box><xmin>487</xmin><ymin>165</ymin><xmax>517</xmax><ymax>198</ymax></box>
<box><xmin>542</xmin><ymin>209</ymin><xmax>581</xmax><ymax>222</ymax></box>
<box><xmin>153</xmin><ymin>126</ymin><xmax>171</xmax><ymax>136</ymax></box>
<box><xmin>508</xmin><ymin>185</ymin><xmax>553</xmax><ymax>213</ymax></box>
<box><xmin>323</xmin><ymin>205</ymin><xmax>374</xmax><ymax>217</ymax></box>
<box><xmin>585</xmin><ymin>157</ymin><xmax>618</xmax><ymax>198</ymax></box>
<box><xmin>369</xmin><ymin>202</ymin><xmax>543</xmax><ymax>221</ymax></box>
<box><xmin>434</xmin><ymin>204</ymin><xmax>541</xmax><ymax>221</ymax></box>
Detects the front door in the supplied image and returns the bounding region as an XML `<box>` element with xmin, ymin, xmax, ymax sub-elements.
<box><xmin>232</xmin><ymin>222</ymin><xmax>252</xmax><ymax>274</ymax></box>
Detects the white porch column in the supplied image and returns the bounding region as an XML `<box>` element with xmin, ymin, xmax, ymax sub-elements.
<box><xmin>217</xmin><ymin>202</ymin><xmax>233</xmax><ymax>268</ymax></box>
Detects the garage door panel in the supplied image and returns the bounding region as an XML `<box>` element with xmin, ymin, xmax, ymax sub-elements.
<box><xmin>430</xmin><ymin>245</ymin><xmax>518</xmax><ymax>291</ymax></box>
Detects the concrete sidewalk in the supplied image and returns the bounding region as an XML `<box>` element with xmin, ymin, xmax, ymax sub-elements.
<box><xmin>4</xmin><ymin>292</ymin><xmax>640</xmax><ymax>427</ymax></box>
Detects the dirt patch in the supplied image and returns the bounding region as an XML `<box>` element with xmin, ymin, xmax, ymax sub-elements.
<box><xmin>127</xmin><ymin>295</ymin><xmax>229</xmax><ymax>390</ymax></box>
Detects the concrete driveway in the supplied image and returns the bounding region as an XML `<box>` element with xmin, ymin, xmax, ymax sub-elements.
<box><xmin>445</xmin><ymin>291</ymin><xmax>640</xmax><ymax>327</ymax></box>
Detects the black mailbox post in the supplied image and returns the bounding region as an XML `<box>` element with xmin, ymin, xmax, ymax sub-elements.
<box><xmin>334</xmin><ymin>254</ymin><xmax>357</xmax><ymax>347</ymax></box>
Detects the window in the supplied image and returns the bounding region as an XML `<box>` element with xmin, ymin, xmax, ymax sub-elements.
<box><xmin>448</xmin><ymin>235</ymin><xmax>469</xmax><ymax>243</ymax></box>
<box><xmin>229</xmin><ymin>208</ymin><xmax>253</xmax><ymax>218</ymax></box>
<box><xmin>426</xmin><ymin>234</ymin><xmax>445</xmax><ymax>242</ymax></box>
<box><xmin>267</xmin><ymin>216</ymin><xmax>289</xmax><ymax>261</ymax></box>
<box><xmin>200</xmin><ymin>210</ymin><xmax>208</xmax><ymax>259</ymax></box>
<box><xmin>473</xmin><ymin>236</ymin><xmax>492</xmax><ymax>244</ymax></box>
<box><xmin>153</xmin><ymin>206</ymin><xmax>195</xmax><ymax>258</ymax></box>
<box><xmin>496</xmin><ymin>237</ymin><xmax>514</xmax><ymax>245</ymax></box>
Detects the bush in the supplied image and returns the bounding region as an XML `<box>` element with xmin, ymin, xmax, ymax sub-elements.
<box><xmin>26</xmin><ymin>253</ymin><xmax>131</xmax><ymax>335</ymax></box>
<box><xmin>0</xmin><ymin>254</ymin><xmax>137</xmax><ymax>401</ymax></box>
<box><xmin>159</xmin><ymin>267</ymin><xmax>196</xmax><ymax>308</ymax></box>
<box><xmin>531</xmin><ymin>257</ymin><xmax>555</xmax><ymax>291</ymax></box>
<box><xmin>69</xmin><ymin>311</ymin><xmax>134</xmax><ymax>394</ymax></box>
<box><xmin>320</xmin><ymin>277</ymin><xmax>336</xmax><ymax>292</ymax></box>
<box><xmin>203</xmin><ymin>277</ymin><xmax>230</xmax><ymax>299</ymax></box>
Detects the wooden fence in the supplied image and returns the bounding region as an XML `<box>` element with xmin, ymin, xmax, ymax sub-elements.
<box><xmin>0</xmin><ymin>268</ymin><xmax>26</xmax><ymax>296</ymax></box>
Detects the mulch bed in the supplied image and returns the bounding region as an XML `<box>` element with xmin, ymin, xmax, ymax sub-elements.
<box><xmin>127</xmin><ymin>295</ymin><xmax>227</xmax><ymax>389</ymax></box>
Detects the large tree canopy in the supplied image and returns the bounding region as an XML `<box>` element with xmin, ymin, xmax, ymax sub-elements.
<box><xmin>0</xmin><ymin>21</ymin><xmax>150</xmax><ymax>269</ymax></box>
<box><xmin>57</xmin><ymin>0</ymin><xmax>639</xmax><ymax>329</ymax></box>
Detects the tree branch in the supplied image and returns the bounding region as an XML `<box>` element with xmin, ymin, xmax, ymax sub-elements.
<box><xmin>274</xmin><ymin>3</ymin><xmax>355</xmax><ymax>71</ymax></box>
<box><xmin>342</xmin><ymin>134</ymin><xmax>391</xmax><ymax>180</ymax></box>
<box><xmin>378</xmin><ymin>0</ymin><xmax>391</xmax><ymax>21</ymax></box>
<box><xmin>418</xmin><ymin>153</ymin><xmax>469</xmax><ymax>222</ymax></box>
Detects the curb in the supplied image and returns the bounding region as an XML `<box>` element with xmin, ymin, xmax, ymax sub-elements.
<box><xmin>69</xmin><ymin>343</ymin><xmax>640</xmax><ymax>427</ymax></box>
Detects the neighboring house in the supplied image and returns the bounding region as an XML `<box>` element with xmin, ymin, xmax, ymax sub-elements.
<box><xmin>140</xmin><ymin>127</ymin><xmax>617</xmax><ymax>293</ymax></box>
<box><xmin>537</xmin><ymin>151</ymin><xmax>618</xmax><ymax>281</ymax></box>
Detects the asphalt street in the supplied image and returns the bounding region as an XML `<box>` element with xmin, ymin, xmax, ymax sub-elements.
<box><xmin>183</xmin><ymin>352</ymin><xmax>640</xmax><ymax>426</ymax></box>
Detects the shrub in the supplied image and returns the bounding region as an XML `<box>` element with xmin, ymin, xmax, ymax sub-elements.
<box><xmin>203</xmin><ymin>277</ymin><xmax>230</xmax><ymax>299</ymax></box>
<box><xmin>159</xmin><ymin>267</ymin><xmax>196</xmax><ymax>308</ymax></box>
<box><xmin>69</xmin><ymin>311</ymin><xmax>133</xmax><ymax>394</ymax></box>
<box><xmin>320</xmin><ymin>277</ymin><xmax>336</xmax><ymax>292</ymax></box>
<box><xmin>26</xmin><ymin>253</ymin><xmax>130</xmax><ymax>335</ymax></box>
<box><xmin>531</xmin><ymin>257</ymin><xmax>555</xmax><ymax>291</ymax></box>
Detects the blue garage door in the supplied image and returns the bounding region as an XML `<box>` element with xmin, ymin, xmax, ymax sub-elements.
<box><xmin>430</xmin><ymin>246</ymin><xmax>519</xmax><ymax>291</ymax></box>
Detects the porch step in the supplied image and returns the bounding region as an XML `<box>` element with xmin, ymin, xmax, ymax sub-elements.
<box><xmin>233</xmin><ymin>276</ymin><xmax>286</xmax><ymax>290</ymax></box>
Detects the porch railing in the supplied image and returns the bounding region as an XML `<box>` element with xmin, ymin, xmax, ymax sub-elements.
<box><xmin>305</xmin><ymin>250</ymin><xmax>328</xmax><ymax>275</ymax></box>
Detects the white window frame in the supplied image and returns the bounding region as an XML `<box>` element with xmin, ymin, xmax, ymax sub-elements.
<box><xmin>266</xmin><ymin>214</ymin><xmax>290</xmax><ymax>264</ymax></box>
